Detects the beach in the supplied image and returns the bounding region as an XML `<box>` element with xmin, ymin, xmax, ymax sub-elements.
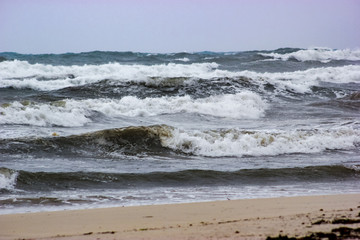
<box><xmin>1</xmin><ymin>194</ymin><xmax>360</xmax><ymax>240</ymax></box>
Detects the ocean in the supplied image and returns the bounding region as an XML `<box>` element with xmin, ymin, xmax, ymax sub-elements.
<box><xmin>0</xmin><ymin>48</ymin><xmax>359</xmax><ymax>214</ymax></box>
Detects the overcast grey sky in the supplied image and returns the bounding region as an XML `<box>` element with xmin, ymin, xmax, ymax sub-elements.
<box><xmin>1</xmin><ymin>0</ymin><xmax>359</xmax><ymax>53</ymax></box>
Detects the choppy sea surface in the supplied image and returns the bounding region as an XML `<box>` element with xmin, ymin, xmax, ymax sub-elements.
<box><xmin>0</xmin><ymin>48</ymin><xmax>359</xmax><ymax>214</ymax></box>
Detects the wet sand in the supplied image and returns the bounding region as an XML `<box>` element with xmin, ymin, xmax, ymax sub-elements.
<box><xmin>0</xmin><ymin>194</ymin><xmax>360</xmax><ymax>240</ymax></box>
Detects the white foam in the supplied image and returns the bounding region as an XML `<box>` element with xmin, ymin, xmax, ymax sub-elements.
<box><xmin>161</xmin><ymin>127</ymin><xmax>360</xmax><ymax>157</ymax></box>
<box><xmin>0</xmin><ymin>92</ymin><xmax>267</xmax><ymax>126</ymax></box>
<box><xmin>175</xmin><ymin>57</ymin><xmax>190</xmax><ymax>62</ymax></box>
<box><xmin>259</xmin><ymin>48</ymin><xmax>360</xmax><ymax>63</ymax></box>
<box><xmin>0</xmin><ymin>168</ymin><xmax>18</xmax><ymax>190</ymax></box>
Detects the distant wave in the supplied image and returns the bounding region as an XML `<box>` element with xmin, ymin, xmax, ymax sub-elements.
<box><xmin>259</xmin><ymin>48</ymin><xmax>360</xmax><ymax>63</ymax></box>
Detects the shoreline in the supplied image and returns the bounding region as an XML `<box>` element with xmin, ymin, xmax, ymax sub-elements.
<box><xmin>0</xmin><ymin>194</ymin><xmax>360</xmax><ymax>240</ymax></box>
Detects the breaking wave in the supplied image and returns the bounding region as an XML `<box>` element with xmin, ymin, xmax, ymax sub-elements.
<box><xmin>0</xmin><ymin>60</ymin><xmax>219</xmax><ymax>91</ymax></box>
<box><xmin>0</xmin><ymin>91</ymin><xmax>267</xmax><ymax>126</ymax></box>
<box><xmin>259</xmin><ymin>48</ymin><xmax>360</xmax><ymax>63</ymax></box>
<box><xmin>1</xmin><ymin>125</ymin><xmax>359</xmax><ymax>158</ymax></box>
<box><xmin>0</xmin><ymin>60</ymin><xmax>359</xmax><ymax>97</ymax></box>
<box><xmin>0</xmin><ymin>165</ymin><xmax>359</xmax><ymax>193</ymax></box>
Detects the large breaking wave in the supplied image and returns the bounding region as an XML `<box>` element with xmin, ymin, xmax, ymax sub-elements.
<box><xmin>1</xmin><ymin>60</ymin><xmax>359</xmax><ymax>93</ymax></box>
<box><xmin>0</xmin><ymin>91</ymin><xmax>267</xmax><ymax>126</ymax></box>
<box><xmin>1</xmin><ymin>125</ymin><xmax>359</xmax><ymax>158</ymax></box>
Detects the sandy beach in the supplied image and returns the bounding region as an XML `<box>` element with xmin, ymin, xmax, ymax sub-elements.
<box><xmin>0</xmin><ymin>194</ymin><xmax>360</xmax><ymax>240</ymax></box>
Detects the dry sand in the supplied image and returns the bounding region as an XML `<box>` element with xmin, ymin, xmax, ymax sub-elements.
<box><xmin>0</xmin><ymin>194</ymin><xmax>360</xmax><ymax>240</ymax></box>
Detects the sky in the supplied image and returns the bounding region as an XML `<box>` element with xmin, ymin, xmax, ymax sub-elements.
<box><xmin>1</xmin><ymin>0</ymin><xmax>359</xmax><ymax>54</ymax></box>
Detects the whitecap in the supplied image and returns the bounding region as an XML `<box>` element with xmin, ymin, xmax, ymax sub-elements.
<box><xmin>175</xmin><ymin>58</ymin><xmax>190</xmax><ymax>62</ymax></box>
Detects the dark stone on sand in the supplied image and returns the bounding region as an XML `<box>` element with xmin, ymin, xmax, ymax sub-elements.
<box><xmin>267</xmin><ymin>226</ymin><xmax>360</xmax><ymax>240</ymax></box>
<box><xmin>312</xmin><ymin>219</ymin><xmax>328</xmax><ymax>225</ymax></box>
<box><xmin>100</xmin><ymin>231</ymin><xmax>115</xmax><ymax>234</ymax></box>
<box><xmin>331</xmin><ymin>218</ymin><xmax>360</xmax><ymax>224</ymax></box>
<box><xmin>266</xmin><ymin>235</ymin><xmax>296</xmax><ymax>240</ymax></box>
